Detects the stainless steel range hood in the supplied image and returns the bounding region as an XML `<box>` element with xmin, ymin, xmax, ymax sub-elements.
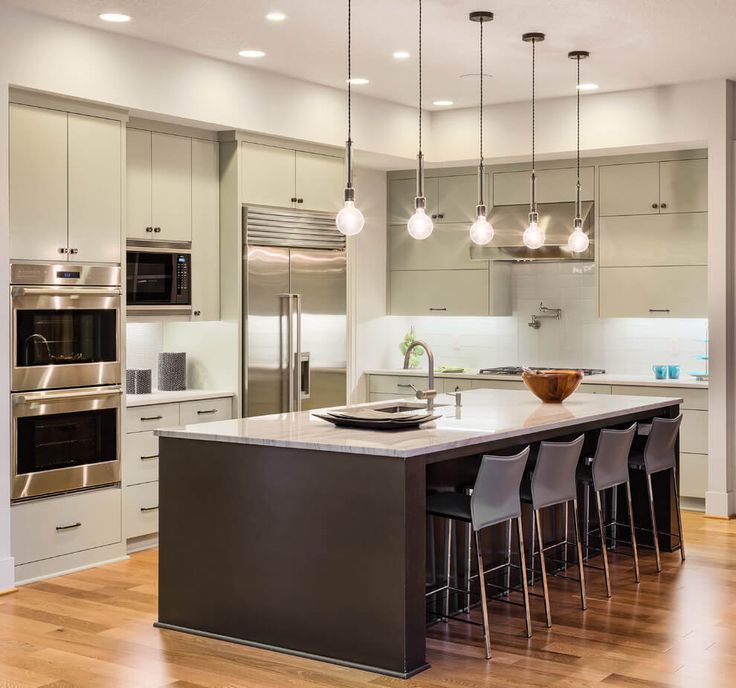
<box><xmin>470</xmin><ymin>200</ymin><xmax>594</xmax><ymax>262</ymax></box>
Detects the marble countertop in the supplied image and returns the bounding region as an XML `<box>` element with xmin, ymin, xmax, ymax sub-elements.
<box><xmin>126</xmin><ymin>389</ymin><xmax>234</xmax><ymax>407</ymax></box>
<box><xmin>156</xmin><ymin>388</ymin><xmax>683</xmax><ymax>459</ymax></box>
<box><xmin>364</xmin><ymin>369</ymin><xmax>708</xmax><ymax>389</ymax></box>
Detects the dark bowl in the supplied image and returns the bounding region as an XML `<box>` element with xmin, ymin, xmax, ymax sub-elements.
<box><xmin>522</xmin><ymin>368</ymin><xmax>584</xmax><ymax>403</ymax></box>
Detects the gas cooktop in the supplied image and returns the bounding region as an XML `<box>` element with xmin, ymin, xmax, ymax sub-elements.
<box><xmin>478</xmin><ymin>366</ymin><xmax>606</xmax><ymax>376</ymax></box>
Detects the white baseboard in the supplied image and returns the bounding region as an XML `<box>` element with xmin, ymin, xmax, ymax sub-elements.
<box><xmin>0</xmin><ymin>556</ymin><xmax>15</xmax><ymax>592</ymax></box>
<box><xmin>705</xmin><ymin>490</ymin><xmax>735</xmax><ymax>518</ymax></box>
<box><xmin>14</xmin><ymin>543</ymin><xmax>128</xmax><ymax>586</ymax></box>
<box><xmin>126</xmin><ymin>534</ymin><xmax>159</xmax><ymax>553</ymax></box>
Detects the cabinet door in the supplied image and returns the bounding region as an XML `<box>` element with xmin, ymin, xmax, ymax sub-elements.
<box><xmin>389</xmin><ymin>177</ymin><xmax>438</xmax><ymax>224</ymax></box>
<box><xmin>295</xmin><ymin>151</ymin><xmax>343</xmax><ymax>212</ymax></box>
<box><xmin>241</xmin><ymin>142</ymin><xmax>295</xmax><ymax>208</ymax></box>
<box><xmin>390</xmin><ymin>222</ymin><xmax>483</xmax><ymax>271</ymax></box>
<box><xmin>599</xmin><ymin>266</ymin><xmax>707</xmax><ymax>318</ymax></box>
<box><xmin>126</xmin><ymin>128</ymin><xmax>152</xmax><ymax>239</ymax></box>
<box><xmin>68</xmin><ymin>114</ymin><xmax>122</xmax><ymax>263</ymax></box>
<box><xmin>151</xmin><ymin>132</ymin><xmax>192</xmax><ymax>241</ymax></box>
<box><xmin>492</xmin><ymin>167</ymin><xmax>594</xmax><ymax>206</ymax></box>
<box><xmin>659</xmin><ymin>159</ymin><xmax>707</xmax><ymax>213</ymax></box>
<box><xmin>437</xmin><ymin>174</ymin><xmax>483</xmax><ymax>224</ymax></box>
<box><xmin>9</xmin><ymin>104</ymin><xmax>68</xmax><ymax>261</ymax></box>
<box><xmin>191</xmin><ymin>139</ymin><xmax>220</xmax><ymax>320</ymax></box>
<box><xmin>599</xmin><ymin>162</ymin><xmax>660</xmax><ymax>216</ymax></box>
<box><xmin>390</xmin><ymin>269</ymin><xmax>489</xmax><ymax>316</ymax></box>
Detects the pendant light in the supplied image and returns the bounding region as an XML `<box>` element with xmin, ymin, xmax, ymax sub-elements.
<box><xmin>567</xmin><ymin>49</ymin><xmax>590</xmax><ymax>253</ymax></box>
<box><xmin>407</xmin><ymin>0</ymin><xmax>433</xmax><ymax>240</ymax></box>
<box><xmin>522</xmin><ymin>32</ymin><xmax>545</xmax><ymax>250</ymax></box>
<box><xmin>336</xmin><ymin>0</ymin><xmax>365</xmax><ymax>236</ymax></box>
<box><xmin>468</xmin><ymin>11</ymin><xmax>494</xmax><ymax>246</ymax></box>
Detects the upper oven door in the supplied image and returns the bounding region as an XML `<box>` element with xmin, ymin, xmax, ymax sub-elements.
<box><xmin>11</xmin><ymin>285</ymin><xmax>122</xmax><ymax>392</ymax></box>
<box><xmin>126</xmin><ymin>244</ymin><xmax>192</xmax><ymax>315</ymax></box>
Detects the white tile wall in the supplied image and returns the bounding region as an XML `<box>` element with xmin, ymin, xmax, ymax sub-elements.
<box><xmin>125</xmin><ymin>322</ymin><xmax>164</xmax><ymax>389</ymax></box>
<box><xmin>387</xmin><ymin>263</ymin><xmax>708</xmax><ymax>375</ymax></box>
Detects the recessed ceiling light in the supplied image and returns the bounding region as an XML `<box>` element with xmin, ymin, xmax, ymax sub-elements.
<box><xmin>239</xmin><ymin>49</ymin><xmax>266</xmax><ymax>58</ymax></box>
<box><xmin>98</xmin><ymin>12</ymin><xmax>131</xmax><ymax>23</ymax></box>
<box><xmin>265</xmin><ymin>11</ymin><xmax>287</xmax><ymax>22</ymax></box>
<box><xmin>433</xmin><ymin>100</ymin><xmax>454</xmax><ymax>107</ymax></box>
<box><xmin>392</xmin><ymin>51</ymin><xmax>411</xmax><ymax>60</ymax></box>
<box><xmin>346</xmin><ymin>77</ymin><xmax>369</xmax><ymax>85</ymax></box>
<box><xmin>577</xmin><ymin>83</ymin><xmax>599</xmax><ymax>91</ymax></box>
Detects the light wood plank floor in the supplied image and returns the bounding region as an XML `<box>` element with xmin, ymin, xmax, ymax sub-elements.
<box><xmin>1</xmin><ymin>510</ymin><xmax>735</xmax><ymax>687</ymax></box>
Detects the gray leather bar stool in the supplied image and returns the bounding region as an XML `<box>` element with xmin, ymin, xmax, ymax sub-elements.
<box><xmin>577</xmin><ymin>424</ymin><xmax>640</xmax><ymax>597</ymax></box>
<box><xmin>628</xmin><ymin>415</ymin><xmax>685</xmax><ymax>572</ymax></box>
<box><xmin>426</xmin><ymin>447</ymin><xmax>532</xmax><ymax>660</ymax></box>
<box><xmin>522</xmin><ymin>435</ymin><xmax>586</xmax><ymax>627</ymax></box>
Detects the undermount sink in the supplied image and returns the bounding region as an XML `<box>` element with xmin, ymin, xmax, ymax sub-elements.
<box><xmin>372</xmin><ymin>402</ymin><xmax>447</xmax><ymax>413</ymax></box>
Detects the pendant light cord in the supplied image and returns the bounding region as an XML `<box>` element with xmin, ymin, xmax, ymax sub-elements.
<box><xmin>479</xmin><ymin>19</ymin><xmax>484</xmax><ymax>168</ymax></box>
<box><xmin>531</xmin><ymin>37</ymin><xmax>536</xmax><ymax>173</ymax></box>
<box><xmin>418</xmin><ymin>0</ymin><xmax>422</xmax><ymax>156</ymax></box>
<box><xmin>347</xmin><ymin>0</ymin><xmax>352</xmax><ymax>145</ymax></box>
<box><xmin>576</xmin><ymin>54</ymin><xmax>580</xmax><ymax>184</ymax></box>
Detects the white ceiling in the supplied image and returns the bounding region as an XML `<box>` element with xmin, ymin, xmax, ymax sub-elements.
<box><xmin>6</xmin><ymin>0</ymin><xmax>736</xmax><ymax>110</ymax></box>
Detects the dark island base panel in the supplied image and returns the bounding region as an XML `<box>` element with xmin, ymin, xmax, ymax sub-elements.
<box><xmin>157</xmin><ymin>404</ymin><xmax>680</xmax><ymax>679</ymax></box>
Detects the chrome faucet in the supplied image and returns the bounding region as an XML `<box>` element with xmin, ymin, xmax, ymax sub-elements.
<box><xmin>402</xmin><ymin>340</ymin><xmax>437</xmax><ymax>413</ymax></box>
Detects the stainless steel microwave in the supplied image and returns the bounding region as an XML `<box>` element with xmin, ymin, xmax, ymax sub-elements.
<box><xmin>126</xmin><ymin>241</ymin><xmax>192</xmax><ymax>316</ymax></box>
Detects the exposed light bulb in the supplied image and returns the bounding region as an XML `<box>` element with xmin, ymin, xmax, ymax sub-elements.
<box><xmin>336</xmin><ymin>200</ymin><xmax>365</xmax><ymax>236</ymax></box>
<box><xmin>469</xmin><ymin>214</ymin><xmax>494</xmax><ymax>246</ymax></box>
<box><xmin>522</xmin><ymin>221</ymin><xmax>545</xmax><ymax>250</ymax></box>
<box><xmin>407</xmin><ymin>207</ymin><xmax>433</xmax><ymax>240</ymax></box>
<box><xmin>568</xmin><ymin>227</ymin><xmax>589</xmax><ymax>253</ymax></box>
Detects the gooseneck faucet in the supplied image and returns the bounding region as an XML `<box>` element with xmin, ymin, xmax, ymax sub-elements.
<box><xmin>402</xmin><ymin>340</ymin><xmax>437</xmax><ymax>413</ymax></box>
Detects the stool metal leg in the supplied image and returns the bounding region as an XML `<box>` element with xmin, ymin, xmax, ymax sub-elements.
<box><xmin>571</xmin><ymin>498</ymin><xmax>587</xmax><ymax>611</ymax></box>
<box><xmin>465</xmin><ymin>522</ymin><xmax>473</xmax><ymax>613</ymax></box>
<box><xmin>625</xmin><ymin>481</ymin><xmax>641</xmax><ymax>583</ymax></box>
<box><xmin>672</xmin><ymin>467</ymin><xmax>686</xmax><ymax>562</ymax></box>
<box><xmin>534</xmin><ymin>508</ymin><xmax>552</xmax><ymax>628</ymax></box>
<box><xmin>445</xmin><ymin>519</ymin><xmax>453</xmax><ymax>620</ymax></box>
<box><xmin>563</xmin><ymin>501</ymin><xmax>569</xmax><ymax>572</ymax></box>
<box><xmin>583</xmin><ymin>483</ymin><xmax>590</xmax><ymax>560</ymax></box>
<box><xmin>474</xmin><ymin>530</ymin><xmax>492</xmax><ymax>660</ymax></box>
<box><xmin>612</xmin><ymin>484</ymin><xmax>619</xmax><ymax>548</ymax></box>
<box><xmin>530</xmin><ymin>508</ymin><xmax>536</xmax><ymax>586</ymax></box>
<box><xmin>646</xmin><ymin>473</ymin><xmax>662</xmax><ymax>573</ymax></box>
<box><xmin>594</xmin><ymin>490</ymin><xmax>612</xmax><ymax>598</ymax></box>
<box><xmin>516</xmin><ymin>516</ymin><xmax>532</xmax><ymax>639</ymax></box>
<box><xmin>505</xmin><ymin>519</ymin><xmax>512</xmax><ymax>596</ymax></box>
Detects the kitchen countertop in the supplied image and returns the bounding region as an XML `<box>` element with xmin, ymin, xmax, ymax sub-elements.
<box><xmin>156</xmin><ymin>388</ymin><xmax>682</xmax><ymax>458</ymax></box>
<box><xmin>364</xmin><ymin>369</ymin><xmax>708</xmax><ymax>389</ymax></box>
<box><xmin>126</xmin><ymin>389</ymin><xmax>234</xmax><ymax>407</ymax></box>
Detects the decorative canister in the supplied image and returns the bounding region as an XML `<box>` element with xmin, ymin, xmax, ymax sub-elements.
<box><xmin>158</xmin><ymin>352</ymin><xmax>187</xmax><ymax>391</ymax></box>
<box><xmin>126</xmin><ymin>369</ymin><xmax>152</xmax><ymax>395</ymax></box>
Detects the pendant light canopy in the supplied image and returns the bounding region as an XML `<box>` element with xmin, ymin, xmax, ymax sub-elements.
<box><xmin>407</xmin><ymin>0</ymin><xmax>434</xmax><ymax>240</ymax></box>
<box><xmin>567</xmin><ymin>49</ymin><xmax>590</xmax><ymax>253</ymax></box>
<box><xmin>335</xmin><ymin>0</ymin><xmax>365</xmax><ymax>236</ymax></box>
<box><xmin>522</xmin><ymin>32</ymin><xmax>545</xmax><ymax>250</ymax></box>
<box><xmin>468</xmin><ymin>10</ymin><xmax>495</xmax><ymax>246</ymax></box>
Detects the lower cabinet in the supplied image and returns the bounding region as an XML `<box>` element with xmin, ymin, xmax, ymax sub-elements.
<box><xmin>124</xmin><ymin>482</ymin><xmax>161</xmax><ymax>539</ymax></box>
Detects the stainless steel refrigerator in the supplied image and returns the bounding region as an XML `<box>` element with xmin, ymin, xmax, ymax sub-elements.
<box><xmin>242</xmin><ymin>206</ymin><xmax>347</xmax><ymax>417</ymax></box>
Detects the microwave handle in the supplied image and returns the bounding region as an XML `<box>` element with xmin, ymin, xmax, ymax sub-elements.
<box><xmin>13</xmin><ymin>386</ymin><xmax>122</xmax><ymax>405</ymax></box>
<box><xmin>12</xmin><ymin>286</ymin><xmax>122</xmax><ymax>297</ymax></box>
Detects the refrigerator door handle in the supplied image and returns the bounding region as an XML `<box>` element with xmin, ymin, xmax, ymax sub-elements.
<box><xmin>279</xmin><ymin>293</ymin><xmax>297</xmax><ymax>413</ymax></box>
<box><xmin>294</xmin><ymin>293</ymin><xmax>303</xmax><ymax>412</ymax></box>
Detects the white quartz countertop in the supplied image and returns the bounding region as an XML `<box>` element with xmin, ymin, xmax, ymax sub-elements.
<box><xmin>126</xmin><ymin>389</ymin><xmax>234</xmax><ymax>407</ymax></box>
<box><xmin>156</xmin><ymin>388</ymin><xmax>683</xmax><ymax>459</ymax></box>
<box><xmin>364</xmin><ymin>369</ymin><xmax>708</xmax><ymax>389</ymax></box>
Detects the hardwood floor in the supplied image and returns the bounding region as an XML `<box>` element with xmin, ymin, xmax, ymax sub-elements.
<box><xmin>1</xmin><ymin>510</ymin><xmax>735</xmax><ymax>687</ymax></box>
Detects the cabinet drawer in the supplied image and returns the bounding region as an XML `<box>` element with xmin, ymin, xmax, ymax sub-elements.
<box><xmin>126</xmin><ymin>403</ymin><xmax>180</xmax><ymax>433</ymax></box>
<box><xmin>369</xmin><ymin>375</ymin><xmax>428</xmax><ymax>395</ymax></box>
<box><xmin>681</xmin><ymin>409</ymin><xmax>708</xmax><ymax>455</ymax></box>
<box><xmin>12</xmin><ymin>488</ymin><xmax>121</xmax><ymax>565</ymax></box>
<box><xmin>179</xmin><ymin>397</ymin><xmax>233</xmax><ymax>425</ymax></box>
<box><xmin>679</xmin><ymin>452</ymin><xmax>707</xmax><ymax>499</ymax></box>
<box><xmin>125</xmin><ymin>482</ymin><xmax>159</xmax><ymax>539</ymax></box>
<box><xmin>124</xmin><ymin>431</ymin><xmax>159</xmax><ymax>486</ymax></box>
<box><xmin>368</xmin><ymin>392</ymin><xmax>414</xmax><ymax>403</ymax></box>
<box><xmin>610</xmin><ymin>385</ymin><xmax>707</xmax><ymax>410</ymax></box>
<box><xmin>441</xmin><ymin>378</ymin><xmax>474</xmax><ymax>393</ymax></box>
<box><xmin>579</xmin><ymin>384</ymin><xmax>612</xmax><ymax>394</ymax></box>
<box><xmin>471</xmin><ymin>379</ymin><xmax>527</xmax><ymax>391</ymax></box>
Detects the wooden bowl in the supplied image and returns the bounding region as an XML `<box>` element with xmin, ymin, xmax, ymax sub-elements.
<box><xmin>522</xmin><ymin>368</ymin><xmax>583</xmax><ymax>403</ymax></box>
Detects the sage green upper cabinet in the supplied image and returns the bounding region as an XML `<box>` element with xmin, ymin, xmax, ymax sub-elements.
<box><xmin>191</xmin><ymin>139</ymin><xmax>220</xmax><ymax>321</ymax></box>
<box><xmin>390</xmin><ymin>269</ymin><xmax>489</xmax><ymax>316</ymax></box>
<box><xmin>9</xmin><ymin>104</ymin><xmax>68</xmax><ymax>261</ymax></box>
<box><xmin>295</xmin><ymin>151</ymin><xmax>343</xmax><ymax>212</ymax></box>
<box><xmin>390</xmin><ymin>222</ymin><xmax>484</xmax><ymax>271</ymax></box>
<box><xmin>437</xmin><ymin>175</ymin><xmax>486</xmax><ymax>224</ymax></box>
<box><xmin>68</xmin><ymin>113</ymin><xmax>121</xmax><ymax>264</ymax></box>
<box><xmin>599</xmin><ymin>159</ymin><xmax>707</xmax><ymax>216</ymax></box>
<box><xmin>127</xmin><ymin>129</ymin><xmax>192</xmax><ymax>241</ymax></box>
<box><xmin>659</xmin><ymin>159</ymin><xmax>708</xmax><ymax>213</ymax></box>
<box><xmin>389</xmin><ymin>177</ymin><xmax>438</xmax><ymax>224</ymax></box>
<box><xmin>241</xmin><ymin>142</ymin><xmax>343</xmax><ymax>212</ymax></box>
<box><xmin>493</xmin><ymin>167</ymin><xmax>594</xmax><ymax>206</ymax></box>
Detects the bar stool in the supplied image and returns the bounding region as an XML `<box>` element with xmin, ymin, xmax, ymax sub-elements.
<box><xmin>522</xmin><ymin>435</ymin><xmax>586</xmax><ymax>627</ymax></box>
<box><xmin>628</xmin><ymin>414</ymin><xmax>685</xmax><ymax>573</ymax></box>
<box><xmin>577</xmin><ymin>424</ymin><xmax>640</xmax><ymax>597</ymax></box>
<box><xmin>426</xmin><ymin>447</ymin><xmax>532</xmax><ymax>660</ymax></box>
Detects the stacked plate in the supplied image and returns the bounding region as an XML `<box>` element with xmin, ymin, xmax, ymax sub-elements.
<box><xmin>313</xmin><ymin>407</ymin><xmax>440</xmax><ymax>430</ymax></box>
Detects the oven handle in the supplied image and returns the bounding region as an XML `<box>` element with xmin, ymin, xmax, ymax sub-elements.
<box><xmin>13</xmin><ymin>386</ymin><xmax>122</xmax><ymax>405</ymax></box>
<box><xmin>12</xmin><ymin>286</ymin><xmax>122</xmax><ymax>297</ymax></box>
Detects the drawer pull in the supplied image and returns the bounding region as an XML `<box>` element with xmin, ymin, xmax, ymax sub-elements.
<box><xmin>140</xmin><ymin>454</ymin><xmax>159</xmax><ymax>461</ymax></box>
<box><xmin>140</xmin><ymin>415</ymin><xmax>163</xmax><ymax>421</ymax></box>
<box><xmin>140</xmin><ymin>506</ymin><xmax>159</xmax><ymax>512</ymax></box>
<box><xmin>429</xmin><ymin>307</ymin><xmax>447</xmax><ymax>312</ymax></box>
<box><xmin>397</xmin><ymin>383</ymin><xmax>414</xmax><ymax>388</ymax></box>
<box><xmin>196</xmin><ymin>409</ymin><xmax>219</xmax><ymax>415</ymax></box>
<box><xmin>649</xmin><ymin>308</ymin><xmax>671</xmax><ymax>313</ymax></box>
<box><xmin>56</xmin><ymin>522</ymin><xmax>82</xmax><ymax>532</ymax></box>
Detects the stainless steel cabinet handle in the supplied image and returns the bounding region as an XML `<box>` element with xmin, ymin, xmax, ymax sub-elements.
<box><xmin>193</xmin><ymin>310</ymin><xmax>201</xmax><ymax>316</ymax></box>
<box><xmin>651</xmin><ymin>203</ymin><xmax>659</xmax><ymax>209</ymax></box>
<box><xmin>429</xmin><ymin>307</ymin><xmax>447</xmax><ymax>312</ymax></box>
<box><xmin>291</xmin><ymin>197</ymin><xmax>298</xmax><ymax>203</ymax></box>
<box><xmin>397</xmin><ymin>383</ymin><xmax>414</xmax><ymax>388</ymax></box>
<box><xmin>140</xmin><ymin>454</ymin><xmax>159</xmax><ymax>461</ymax></box>
<box><xmin>14</xmin><ymin>385</ymin><xmax>122</xmax><ymax>405</ymax></box>
<box><xmin>196</xmin><ymin>409</ymin><xmax>218</xmax><ymax>415</ymax></box>
<box><xmin>69</xmin><ymin>248</ymin><xmax>79</xmax><ymax>255</ymax></box>
<box><xmin>154</xmin><ymin>227</ymin><xmax>162</xmax><ymax>233</ymax></box>
<box><xmin>56</xmin><ymin>522</ymin><xmax>82</xmax><ymax>532</ymax></box>
<box><xmin>297</xmin><ymin>198</ymin><xmax>304</xmax><ymax>204</ymax></box>
<box><xmin>58</xmin><ymin>247</ymin><xmax>68</xmax><ymax>254</ymax></box>
<box><xmin>649</xmin><ymin>308</ymin><xmax>671</xmax><ymax>313</ymax></box>
<box><xmin>140</xmin><ymin>415</ymin><xmax>163</xmax><ymax>421</ymax></box>
<box><xmin>140</xmin><ymin>506</ymin><xmax>159</xmax><ymax>512</ymax></box>
<box><xmin>660</xmin><ymin>202</ymin><xmax>667</xmax><ymax>209</ymax></box>
<box><xmin>146</xmin><ymin>226</ymin><xmax>154</xmax><ymax>233</ymax></box>
<box><xmin>12</xmin><ymin>286</ymin><xmax>122</xmax><ymax>297</ymax></box>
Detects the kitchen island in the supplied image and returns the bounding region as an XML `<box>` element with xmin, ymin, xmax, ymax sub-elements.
<box><xmin>155</xmin><ymin>388</ymin><xmax>682</xmax><ymax>678</ymax></box>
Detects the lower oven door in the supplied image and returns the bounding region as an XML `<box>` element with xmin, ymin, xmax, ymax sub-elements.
<box><xmin>11</xmin><ymin>386</ymin><xmax>122</xmax><ymax>501</ymax></box>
